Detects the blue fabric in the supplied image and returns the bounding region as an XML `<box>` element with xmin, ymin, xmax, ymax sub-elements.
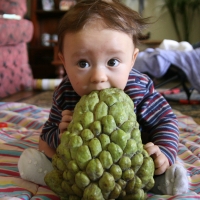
<box><xmin>134</xmin><ymin>48</ymin><xmax>200</xmax><ymax>92</ymax></box>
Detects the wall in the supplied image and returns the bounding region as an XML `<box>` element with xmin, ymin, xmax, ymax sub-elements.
<box><xmin>27</xmin><ymin>0</ymin><xmax>200</xmax><ymax>44</ymax></box>
<box><xmin>123</xmin><ymin>0</ymin><xmax>200</xmax><ymax>44</ymax></box>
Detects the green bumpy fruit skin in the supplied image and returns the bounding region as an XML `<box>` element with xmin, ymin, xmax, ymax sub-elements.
<box><xmin>44</xmin><ymin>88</ymin><xmax>155</xmax><ymax>200</ymax></box>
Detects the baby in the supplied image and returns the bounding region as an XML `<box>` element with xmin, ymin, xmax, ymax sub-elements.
<box><xmin>18</xmin><ymin>0</ymin><xmax>188</xmax><ymax>196</ymax></box>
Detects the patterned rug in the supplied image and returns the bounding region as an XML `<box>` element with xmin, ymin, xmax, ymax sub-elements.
<box><xmin>20</xmin><ymin>90</ymin><xmax>200</xmax><ymax>125</ymax></box>
<box><xmin>169</xmin><ymin>102</ymin><xmax>200</xmax><ymax>125</ymax></box>
<box><xmin>1</xmin><ymin>102</ymin><xmax>200</xmax><ymax>199</ymax></box>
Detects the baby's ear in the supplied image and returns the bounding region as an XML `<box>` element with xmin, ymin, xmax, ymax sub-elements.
<box><xmin>130</xmin><ymin>48</ymin><xmax>139</xmax><ymax>70</ymax></box>
<box><xmin>58</xmin><ymin>52</ymin><xmax>65</xmax><ymax>65</ymax></box>
<box><xmin>132</xmin><ymin>48</ymin><xmax>139</xmax><ymax>63</ymax></box>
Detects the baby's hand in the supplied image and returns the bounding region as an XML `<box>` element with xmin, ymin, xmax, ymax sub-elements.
<box><xmin>144</xmin><ymin>142</ymin><xmax>170</xmax><ymax>175</ymax></box>
<box><xmin>59</xmin><ymin>110</ymin><xmax>73</xmax><ymax>136</ymax></box>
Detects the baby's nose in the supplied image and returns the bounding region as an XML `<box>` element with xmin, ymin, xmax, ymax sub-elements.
<box><xmin>90</xmin><ymin>68</ymin><xmax>108</xmax><ymax>83</ymax></box>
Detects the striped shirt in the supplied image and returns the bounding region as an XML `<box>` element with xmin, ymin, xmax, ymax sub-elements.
<box><xmin>41</xmin><ymin>68</ymin><xmax>179</xmax><ymax>165</ymax></box>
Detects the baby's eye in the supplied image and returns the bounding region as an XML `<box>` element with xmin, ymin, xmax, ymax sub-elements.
<box><xmin>107</xmin><ymin>59</ymin><xmax>119</xmax><ymax>67</ymax></box>
<box><xmin>78</xmin><ymin>60</ymin><xmax>90</xmax><ymax>68</ymax></box>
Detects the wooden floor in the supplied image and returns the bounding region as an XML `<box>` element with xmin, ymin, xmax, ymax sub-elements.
<box><xmin>0</xmin><ymin>78</ymin><xmax>190</xmax><ymax>103</ymax></box>
<box><xmin>1</xmin><ymin>90</ymin><xmax>44</xmax><ymax>102</ymax></box>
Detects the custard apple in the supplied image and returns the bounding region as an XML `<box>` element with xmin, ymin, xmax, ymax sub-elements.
<box><xmin>44</xmin><ymin>88</ymin><xmax>155</xmax><ymax>200</ymax></box>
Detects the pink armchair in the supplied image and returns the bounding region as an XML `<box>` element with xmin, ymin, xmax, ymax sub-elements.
<box><xmin>0</xmin><ymin>0</ymin><xmax>34</xmax><ymax>98</ymax></box>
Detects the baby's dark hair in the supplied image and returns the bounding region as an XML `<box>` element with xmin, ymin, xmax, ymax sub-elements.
<box><xmin>58</xmin><ymin>0</ymin><xmax>149</xmax><ymax>53</ymax></box>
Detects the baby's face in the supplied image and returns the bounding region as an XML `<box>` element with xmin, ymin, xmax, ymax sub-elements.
<box><xmin>59</xmin><ymin>21</ymin><xmax>139</xmax><ymax>96</ymax></box>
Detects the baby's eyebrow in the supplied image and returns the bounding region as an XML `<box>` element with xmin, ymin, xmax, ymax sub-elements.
<box><xmin>107</xmin><ymin>49</ymin><xmax>123</xmax><ymax>54</ymax></box>
<box><xmin>71</xmin><ymin>50</ymin><xmax>89</xmax><ymax>58</ymax></box>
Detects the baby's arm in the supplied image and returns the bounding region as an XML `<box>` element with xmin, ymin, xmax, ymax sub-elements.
<box><xmin>39</xmin><ymin>137</ymin><xmax>56</xmax><ymax>158</ymax></box>
<box><xmin>144</xmin><ymin>142</ymin><xmax>189</xmax><ymax>195</ymax></box>
<box><xmin>39</xmin><ymin>110</ymin><xmax>73</xmax><ymax>158</ymax></box>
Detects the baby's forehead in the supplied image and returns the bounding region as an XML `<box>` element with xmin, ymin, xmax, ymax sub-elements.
<box><xmin>82</xmin><ymin>17</ymin><xmax>108</xmax><ymax>30</ymax></box>
<box><xmin>102</xmin><ymin>0</ymin><xmax>113</xmax><ymax>3</ymax></box>
<box><xmin>63</xmin><ymin>22</ymin><xmax>135</xmax><ymax>49</ymax></box>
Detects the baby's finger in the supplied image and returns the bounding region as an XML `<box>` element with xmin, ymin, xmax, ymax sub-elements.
<box><xmin>144</xmin><ymin>142</ymin><xmax>154</xmax><ymax>149</ymax></box>
<box><xmin>59</xmin><ymin>132</ymin><xmax>63</xmax><ymax>139</ymax></box>
<box><xmin>61</xmin><ymin>110</ymin><xmax>73</xmax><ymax>116</ymax></box>
<box><xmin>154</xmin><ymin>160</ymin><xmax>169</xmax><ymax>175</ymax></box>
<box><xmin>59</xmin><ymin>122</ymin><xmax>70</xmax><ymax>133</ymax></box>
<box><xmin>154</xmin><ymin>154</ymin><xmax>167</xmax><ymax>169</ymax></box>
<box><xmin>145</xmin><ymin>144</ymin><xmax>161</xmax><ymax>157</ymax></box>
<box><xmin>61</xmin><ymin>114</ymin><xmax>73</xmax><ymax>122</ymax></box>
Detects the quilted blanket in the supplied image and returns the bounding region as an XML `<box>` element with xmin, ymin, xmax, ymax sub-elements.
<box><xmin>0</xmin><ymin>102</ymin><xmax>200</xmax><ymax>199</ymax></box>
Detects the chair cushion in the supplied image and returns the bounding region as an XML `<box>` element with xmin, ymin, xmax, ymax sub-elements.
<box><xmin>0</xmin><ymin>43</ymin><xmax>33</xmax><ymax>98</ymax></box>
<box><xmin>0</xmin><ymin>0</ymin><xmax>27</xmax><ymax>17</ymax></box>
<box><xmin>0</xmin><ymin>18</ymin><xmax>33</xmax><ymax>46</ymax></box>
